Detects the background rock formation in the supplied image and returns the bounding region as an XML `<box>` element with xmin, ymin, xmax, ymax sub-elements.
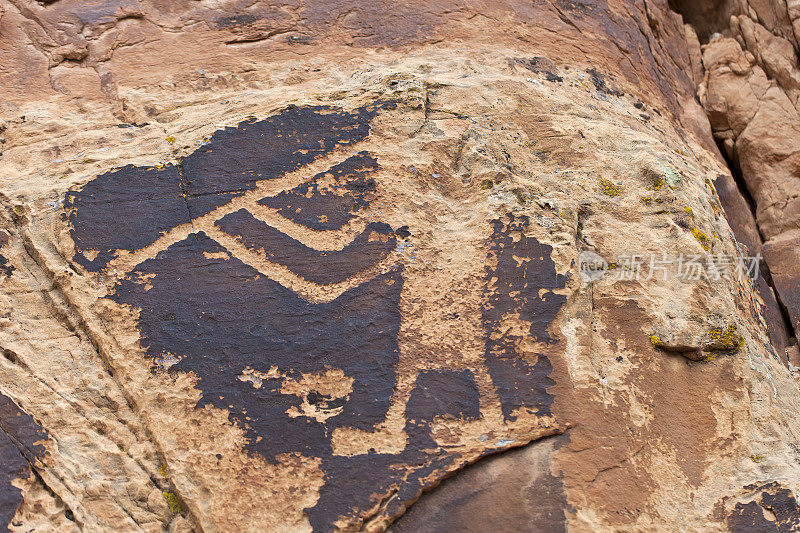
<box><xmin>0</xmin><ymin>0</ymin><xmax>798</xmax><ymax>531</ymax></box>
<box><xmin>673</xmin><ymin>0</ymin><xmax>800</xmax><ymax>365</ymax></box>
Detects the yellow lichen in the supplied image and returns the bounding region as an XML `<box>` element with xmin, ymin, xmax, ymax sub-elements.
<box><xmin>649</xmin><ymin>334</ymin><xmax>664</xmax><ymax>348</ymax></box>
<box><xmin>692</xmin><ymin>228</ymin><xmax>711</xmax><ymax>250</ymax></box>
<box><xmin>162</xmin><ymin>492</ymin><xmax>181</xmax><ymax>516</ymax></box>
<box><xmin>166</xmin><ymin>136</ymin><xmax>176</xmax><ymax>144</ymax></box>
<box><xmin>643</xmin><ymin>168</ymin><xmax>666</xmax><ymax>190</ymax></box>
<box><xmin>685</xmin><ymin>206</ymin><xmax>694</xmax><ymax>218</ymax></box>
<box><xmin>99</xmin><ymin>355</ymin><xmax>112</xmax><ymax>373</ymax></box>
<box><xmin>599</xmin><ymin>179</ymin><xmax>623</xmax><ymax>197</ymax></box>
<box><xmin>706</xmin><ymin>325</ymin><xmax>744</xmax><ymax>351</ymax></box>
<box><xmin>643</xmin><ymin>166</ymin><xmax>679</xmax><ymax>190</ymax></box>
<box><xmin>157</xmin><ymin>464</ymin><xmax>168</xmax><ymax>478</ymax></box>
<box><xmin>641</xmin><ymin>196</ymin><xmax>652</xmax><ymax>205</ymax></box>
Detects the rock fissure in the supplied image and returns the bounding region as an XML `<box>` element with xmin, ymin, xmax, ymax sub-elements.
<box><xmin>714</xmin><ymin>137</ymin><xmax>798</xmax><ymax>348</ymax></box>
<box><xmin>670</xmin><ymin>0</ymin><xmax>800</xmax><ymax>364</ymax></box>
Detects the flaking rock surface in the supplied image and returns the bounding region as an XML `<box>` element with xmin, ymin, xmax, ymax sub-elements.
<box><xmin>0</xmin><ymin>0</ymin><xmax>799</xmax><ymax>531</ymax></box>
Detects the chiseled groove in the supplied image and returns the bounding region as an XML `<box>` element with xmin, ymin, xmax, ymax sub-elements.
<box><xmin>105</xmin><ymin>145</ymin><xmax>373</xmax><ymax>280</ymax></box>
<box><xmin>204</xmin><ymin>226</ymin><xmax>397</xmax><ymax>304</ymax></box>
<box><xmin>247</xmin><ymin>202</ymin><xmax>371</xmax><ymax>251</ymax></box>
<box><xmin>105</xmin><ymin>223</ymin><xmax>195</xmax><ymax>283</ymax></box>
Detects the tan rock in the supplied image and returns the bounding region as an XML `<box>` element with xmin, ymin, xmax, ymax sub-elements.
<box><xmin>0</xmin><ymin>1</ymin><xmax>799</xmax><ymax>532</ymax></box>
<box><xmin>736</xmin><ymin>85</ymin><xmax>800</xmax><ymax>239</ymax></box>
<box><xmin>684</xmin><ymin>23</ymin><xmax>705</xmax><ymax>85</ymax></box>
<box><xmin>762</xmin><ymin>230</ymin><xmax>800</xmax><ymax>339</ymax></box>
<box><xmin>693</xmin><ymin>2</ymin><xmax>800</xmax><ymax>351</ymax></box>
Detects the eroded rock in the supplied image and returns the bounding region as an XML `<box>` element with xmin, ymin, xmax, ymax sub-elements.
<box><xmin>688</xmin><ymin>0</ymin><xmax>800</xmax><ymax>350</ymax></box>
<box><xmin>0</xmin><ymin>0</ymin><xmax>799</xmax><ymax>531</ymax></box>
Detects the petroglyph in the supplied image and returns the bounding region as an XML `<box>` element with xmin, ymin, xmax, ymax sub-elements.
<box><xmin>64</xmin><ymin>102</ymin><xmax>568</xmax><ymax>530</ymax></box>
<box><xmin>0</xmin><ymin>394</ymin><xmax>49</xmax><ymax>530</ymax></box>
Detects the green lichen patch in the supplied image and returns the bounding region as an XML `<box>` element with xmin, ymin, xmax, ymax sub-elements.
<box><xmin>643</xmin><ymin>164</ymin><xmax>680</xmax><ymax>191</ymax></box>
<box><xmin>511</xmin><ymin>187</ymin><xmax>528</xmax><ymax>205</ymax></box>
<box><xmin>663</xmin><ymin>167</ymin><xmax>681</xmax><ymax>188</ymax></box>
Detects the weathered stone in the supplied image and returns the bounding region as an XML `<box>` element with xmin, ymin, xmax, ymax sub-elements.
<box><xmin>686</xmin><ymin>0</ymin><xmax>800</xmax><ymax>367</ymax></box>
<box><xmin>0</xmin><ymin>0</ymin><xmax>799</xmax><ymax>531</ymax></box>
<box><xmin>762</xmin><ymin>230</ymin><xmax>800</xmax><ymax>339</ymax></box>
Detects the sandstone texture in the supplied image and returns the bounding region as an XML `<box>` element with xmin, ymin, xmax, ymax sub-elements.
<box><xmin>680</xmin><ymin>0</ymin><xmax>800</xmax><ymax>361</ymax></box>
<box><xmin>0</xmin><ymin>0</ymin><xmax>799</xmax><ymax>532</ymax></box>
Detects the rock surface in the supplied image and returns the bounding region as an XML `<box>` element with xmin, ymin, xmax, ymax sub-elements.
<box><xmin>0</xmin><ymin>0</ymin><xmax>799</xmax><ymax>531</ymax></box>
<box><xmin>683</xmin><ymin>0</ymin><xmax>800</xmax><ymax>356</ymax></box>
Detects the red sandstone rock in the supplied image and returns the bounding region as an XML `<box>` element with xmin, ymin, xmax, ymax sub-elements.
<box><xmin>0</xmin><ymin>1</ymin><xmax>798</xmax><ymax>531</ymax></box>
